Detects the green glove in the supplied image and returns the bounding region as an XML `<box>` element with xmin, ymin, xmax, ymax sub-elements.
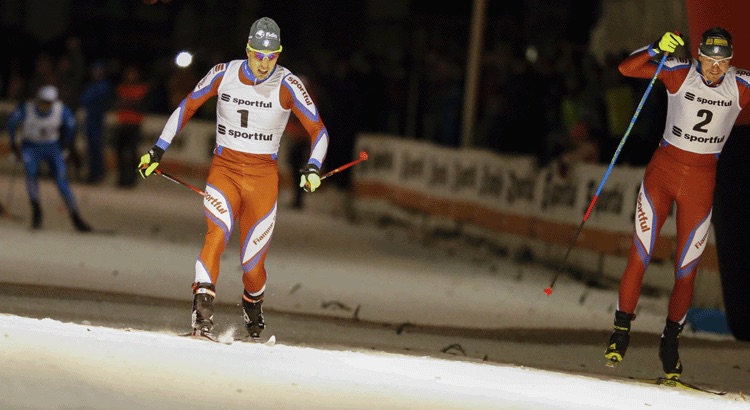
<box><xmin>138</xmin><ymin>146</ymin><xmax>164</xmax><ymax>178</ymax></box>
<box><xmin>299</xmin><ymin>164</ymin><xmax>321</xmax><ymax>193</ymax></box>
<box><xmin>655</xmin><ymin>31</ymin><xmax>684</xmax><ymax>54</ymax></box>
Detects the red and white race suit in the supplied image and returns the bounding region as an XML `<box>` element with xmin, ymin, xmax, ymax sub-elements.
<box><xmin>617</xmin><ymin>45</ymin><xmax>750</xmax><ymax>322</ymax></box>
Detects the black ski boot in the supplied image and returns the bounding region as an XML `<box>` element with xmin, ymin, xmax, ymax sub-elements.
<box><xmin>605</xmin><ymin>310</ymin><xmax>635</xmax><ymax>367</ymax></box>
<box><xmin>191</xmin><ymin>283</ymin><xmax>216</xmax><ymax>337</ymax></box>
<box><xmin>31</xmin><ymin>201</ymin><xmax>42</xmax><ymax>229</ymax></box>
<box><xmin>70</xmin><ymin>210</ymin><xmax>92</xmax><ymax>232</ymax></box>
<box><xmin>659</xmin><ymin>319</ymin><xmax>684</xmax><ymax>379</ymax></box>
<box><xmin>242</xmin><ymin>298</ymin><xmax>265</xmax><ymax>340</ymax></box>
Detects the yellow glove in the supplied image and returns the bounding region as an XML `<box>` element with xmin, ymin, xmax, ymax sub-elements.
<box><xmin>656</xmin><ymin>31</ymin><xmax>684</xmax><ymax>54</ymax></box>
<box><xmin>299</xmin><ymin>164</ymin><xmax>321</xmax><ymax>193</ymax></box>
<box><xmin>138</xmin><ymin>146</ymin><xmax>164</xmax><ymax>178</ymax></box>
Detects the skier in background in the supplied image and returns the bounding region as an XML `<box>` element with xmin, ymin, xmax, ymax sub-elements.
<box><xmin>137</xmin><ymin>17</ymin><xmax>329</xmax><ymax>341</ymax></box>
<box><xmin>604</xmin><ymin>28</ymin><xmax>750</xmax><ymax>380</ymax></box>
<box><xmin>6</xmin><ymin>85</ymin><xmax>92</xmax><ymax>232</ymax></box>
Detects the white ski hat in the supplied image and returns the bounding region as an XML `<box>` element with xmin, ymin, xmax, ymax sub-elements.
<box><xmin>37</xmin><ymin>85</ymin><xmax>58</xmax><ymax>102</ymax></box>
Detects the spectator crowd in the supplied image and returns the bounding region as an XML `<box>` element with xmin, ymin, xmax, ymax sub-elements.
<box><xmin>0</xmin><ymin>27</ymin><xmax>669</xmax><ymax>191</ymax></box>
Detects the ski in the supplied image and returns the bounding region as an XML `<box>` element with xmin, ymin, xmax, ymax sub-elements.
<box><xmin>181</xmin><ymin>331</ymin><xmax>276</xmax><ymax>346</ymax></box>
<box><xmin>631</xmin><ymin>376</ymin><xmax>727</xmax><ymax>395</ymax></box>
<box><xmin>235</xmin><ymin>334</ymin><xmax>276</xmax><ymax>346</ymax></box>
<box><xmin>180</xmin><ymin>331</ymin><xmax>232</xmax><ymax>345</ymax></box>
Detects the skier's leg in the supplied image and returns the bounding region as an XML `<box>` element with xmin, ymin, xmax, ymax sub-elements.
<box><xmin>22</xmin><ymin>144</ymin><xmax>43</xmax><ymax>229</ymax></box>
<box><xmin>660</xmin><ymin>318</ymin><xmax>685</xmax><ymax>378</ymax></box>
<box><xmin>237</xmin><ymin>161</ymin><xmax>278</xmax><ymax>339</ymax></box>
<box><xmin>660</xmin><ymin>165</ymin><xmax>715</xmax><ymax>377</ymax></box>
<box><xmin>191</xmin><ymin>163</ymin><xmax>241</xmax><ymax>333</ymax></box>
<box><xmin>47</xmin><ymin>146</ymin><xmax>91</xmax><ymax>232</ymax></box>
<box><xmin>617</xmin><ymin>180</ymin><xmax>673</xmax><ymax>313</ymax></box>
<box><xmin>191</xmin><ymin>282</ymin><xmax>216</xmax><ymax>335</ymax></box>
<box><xmin>607</xmin><ymin>170</ymin><xmax>673</xmax><ymax>364</ymax></box>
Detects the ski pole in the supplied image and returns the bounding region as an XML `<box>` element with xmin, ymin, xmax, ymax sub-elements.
<box><xmin>544</xmin><ymin>51</ymin><xmax>671</xmax><ymax>296</ymax></box>
<box><xmin>154</xmin><ymin>169</ymin><xmax>207</xmax><ymax>197</ymax></box>
<box><xmin>320</xmin><ymin>150</ymin><xmax>369</xmax><ymax>181</ymax></box>
<box><xmin>302</xmin><ymin>150</ymin><xmax>369</xmax><ymax>191</ymax></box>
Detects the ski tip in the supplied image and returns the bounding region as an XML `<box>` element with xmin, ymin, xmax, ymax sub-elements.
<box><xmin>266</xmin><ymin>335</ymin><xmax>276</xmax><ymax>345</ymax></box>
<box><xmin>182</xmin><ymin>330</ymin><xmax>232</xmax><ymax>344</ymax></box>
<box><xmin>657</xmin><ymin>377</ymin><xmax>727</xmax><ymax>395</ymax></box>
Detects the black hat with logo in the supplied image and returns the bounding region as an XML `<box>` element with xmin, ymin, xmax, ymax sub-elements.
<box><xmin>699</xmin><ymin>27</ymin><xmax>733</xmax><ymax>58</ymax></box>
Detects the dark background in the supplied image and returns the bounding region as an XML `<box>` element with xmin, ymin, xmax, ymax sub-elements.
<box><xmin>0</xmin><ymin>0</ymin><xmax>606</xmax><ymax>158</ymax></box>
<box><xmin>0</xmin><ymin>1</ymin><xmax>599</xmax><ymax>70</ymax></box>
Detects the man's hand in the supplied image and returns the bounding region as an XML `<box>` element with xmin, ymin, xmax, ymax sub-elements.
<box><xmin>655</xmin><ymin>31</ymin><xmax>684</xmax><ymax>54</ymax></box>
<box><xmin>138</xmin><ymin>146</ymin><xmax>164</xmax><ymax>178</ymax></box>
<box><xmin>299</xmin><ymin>164</ymin><xmax>321</xmax><ymax>193</ymax></box>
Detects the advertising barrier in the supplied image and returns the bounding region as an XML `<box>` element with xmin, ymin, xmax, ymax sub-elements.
<box><xmin>353</xmin><ymin>134</ymin><xmax>722</xmax><ymax>308</ymax></box>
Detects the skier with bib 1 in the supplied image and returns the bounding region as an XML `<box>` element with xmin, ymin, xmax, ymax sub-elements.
<box><xmin>137</xmin><ymin>17</ymin><xmax>329</xmax><ymax>341</ymax></box>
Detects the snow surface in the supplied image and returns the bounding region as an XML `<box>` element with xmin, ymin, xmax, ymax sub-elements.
<box><xmin>0</xmin><ymin>173</ymin><xmax>747</xmax><ymax>409</ymax></box>
<box><xmin>0</xmin><ymin>315</ymin><xmax>745</xmax><ymax>410</ymax></box>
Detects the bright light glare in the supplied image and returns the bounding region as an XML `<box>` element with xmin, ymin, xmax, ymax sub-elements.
<box><xmin>175</xmin><ymin>51</ymin><xmax>193</xmax><ymax>67</ymax></box>
<box><xmin>525</xmin><ymin>46</ymin><xmax>538</xmax><ymax>64</ymax></box>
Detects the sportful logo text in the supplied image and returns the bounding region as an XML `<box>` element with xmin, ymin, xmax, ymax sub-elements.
<box><xmin>232</xmin><ymin>98</ymin><xmax>271</xmax><ymax>107</ymax></box>
<box><xmin>684</xmin><ymin>92</ymin><xmax>732</xmax><ymax>106</ymax></box>
<box><xmin>285</xmin><ymin>76</ymin><xmax>313</xmax><ymax>106</ymax></box>
<box><xmin>217</xmin><ymin>124</ymin><xmax>273</xmax><ymax>141</ymax></box>
<box><xmin>636</xmin><ymin>191</ymin><xmax>650</xmax><ymax>233</ymax></box>
<box><xmin>205</xmin><ymin>193</ymin><xmax>228</xmax><ymax>215</ymax></box>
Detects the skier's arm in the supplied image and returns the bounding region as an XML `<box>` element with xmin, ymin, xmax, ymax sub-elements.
<box><xmin>619</xmin><ymin>40</ymin><xmax>689</xmax><ymax>93</ymax></box>
<box><xmin>6</xmin><ymin>104</ymin><xmax>26</xmax><ymax>149</ymax></box>
<box><xmin>138</xmin><ymin>63</ymin><xmax>225</xmax><ymax>178</ymax></box>
<box><xmin>153</xmin><ymin>63</ymin><xmax>225</xmax><ymax>152</ymax></box>
<box><xmin>280</xmin><ymin>74</ymin><xmax>328</xmax><ymax>192</ymax></box>
<box><xmin>280</xmin><ymin>74</ymin><xmax>328</xmax><ymax>169</ymax></box>
<box><xmin>736</xmin><ymin>72</ymin><xmax>750</xmax><ymax>109</ymax></box>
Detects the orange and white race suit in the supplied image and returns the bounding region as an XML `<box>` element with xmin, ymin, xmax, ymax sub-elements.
<box><xmin>152</xmin><ymin>60</ymin><xmax>328</xmax><ymax>303</ymax></box>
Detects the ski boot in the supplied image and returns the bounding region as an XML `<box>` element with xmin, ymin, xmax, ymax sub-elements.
<box><xmin>242</xmin><ymin>297</ymin><xmax>265</xmax><ymax>341</ymax></box>
<box><xmin>70</xmin><ymin>210</ymin><xmax>92</xmax><ymax>232</ymax></box>
<box><xmin>191</xmin><ymin>282</ymin><xmax>216</xmax><ymax>338</ymax></box>
<box><xmin>659</xmin><ymin>319</ymin><xmax>684</xmax><ymax>380</ymax></box>
<box><xmin>605</xmin><ymin>310</ymin><xmax>635</xmax><ymax>367</ymax></box>
<box><xmin>31</xmin><ymin>201</ymin><xmax>42</xmax><ymax>230</ymax></box>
